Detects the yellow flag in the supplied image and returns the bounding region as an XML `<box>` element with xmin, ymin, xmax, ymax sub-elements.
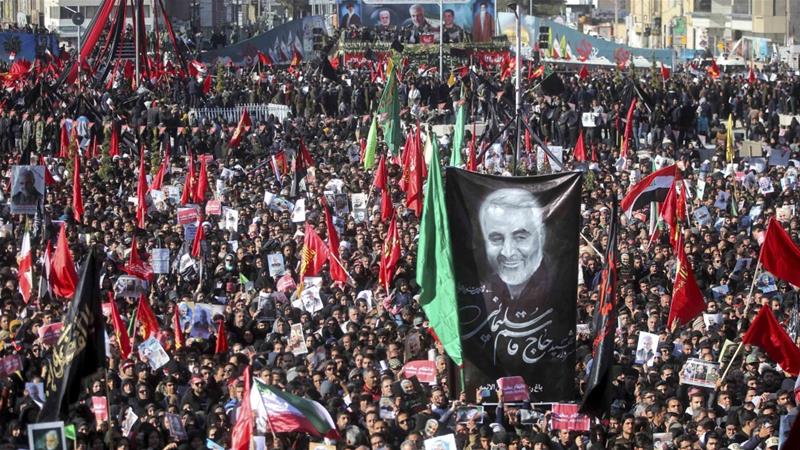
<box><xmin>726</xmin><ymin>113</ymin><xmax>734</xmax><ymax>162</ymax></box>
<box><xmin>447</xmin><ymin>71</ymin><xmax>456</xmax><ymax>88</ymax></box>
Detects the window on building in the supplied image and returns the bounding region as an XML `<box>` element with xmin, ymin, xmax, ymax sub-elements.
<box><xmin>732</xmin><ymin>0</ymin><xmax>751</xmax><ymax>14</ymax></box>
<box><xmin>695</xmin><ymin>0</ymin><xmax>712</xmax><ymax>12</ymax></box>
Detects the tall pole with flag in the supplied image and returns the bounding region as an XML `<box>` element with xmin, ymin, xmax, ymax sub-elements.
<box><xmin>580</xmin><ymin>196</ymin><xmax>619</xmax><ymax>417</ymax></box>
<box><xmin>514</xmin><ymin>1</ymin><xmax>522</xmax><ymax>174</ymax></box>
<box><xmin>416</xmin><ymin>142</ymin><xmax>462</xmax><ymax>367</ymax></box>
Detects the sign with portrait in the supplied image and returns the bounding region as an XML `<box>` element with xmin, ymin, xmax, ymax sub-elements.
<box><xmin>10</xmin><ymin>165</ymin><xmax>44</xmax><ymax>215</ymax></box>
<box><xmin>27</xmin><ymin>421</ymin><xmax>66</xmax><ymax>450</ymax></box>
<box><xmin>679</xmin><ymin>358</ymin><xmax>720</xmax><ymax>389</ymax></box>
<box><xmin>287</xmin><ymin>323</ymin><xmax>309</xmax><ymax>356</ymax></box>
<box><xmin>423</xmin><ymin>433</ymin><xmax>457</xmax><ymax>450</ymax></box>
<box><xmin>339</xmin><ymin>0</ymin><xmax>496</xmax><ymax>44</ymax></box>
<box><xmin>634</xmin><ymin>331</ymin><xmax>659</xmax><ymax>367</ymax></box>
<box><xmin>445</xmin><ymin>169</ymin><xmax>581</xmax><ymax>401</ymax></box>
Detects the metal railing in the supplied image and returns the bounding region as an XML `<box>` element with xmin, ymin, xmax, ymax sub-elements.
<box><xmin>189</xmin><ymin>103</ymin><xmax>291</xmax><ymax>124</ymax></box>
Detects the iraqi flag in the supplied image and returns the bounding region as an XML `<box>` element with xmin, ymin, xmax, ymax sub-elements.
<box><xmin>620</xmin><ymin>164</ymin><xmax>677</xmax><ymax>216</ymax></box>
<box><xmin>251</xmin><ymin>379</ymin><xmax>339</xmax><ymax>439</ymax></box>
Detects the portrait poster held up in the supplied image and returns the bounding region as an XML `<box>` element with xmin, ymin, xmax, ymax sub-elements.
<box><xmin>445</xmin><ymin>169</ymin><xmax>581</xmax><ymax>401</ymax></box>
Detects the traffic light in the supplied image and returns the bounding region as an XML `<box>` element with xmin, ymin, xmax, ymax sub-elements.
<box><xmin>538</xmin><ymin>26</ymin><xmax>550</xmax><ymax>49</ymax></box>
<box><xmin>312</xmin><ymin>27</ymin><xmax>324</xmax><ymax>51</ymax></box>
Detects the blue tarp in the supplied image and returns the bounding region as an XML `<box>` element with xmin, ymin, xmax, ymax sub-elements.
<box><xmin>498</xmin><ymin>14</ymin><xmax>675</xmax><ymax>67</ymax></box>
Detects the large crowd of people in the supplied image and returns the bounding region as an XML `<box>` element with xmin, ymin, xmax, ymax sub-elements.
<box><xmin>0</xmin><ymin>29</ymin><xmax>798</xmax><ymax>450</ymax></box>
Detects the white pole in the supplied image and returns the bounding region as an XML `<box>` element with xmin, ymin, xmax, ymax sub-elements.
<box><xmin>439</xmin><ymin>0</ymin><xmax>443</xmax><ymax>80</ymax></box>
<box><xmin>514</xmin><ymin>2</ymin><xmax>521</xmax><ymax>173</ymax></box>
<box><xmin>77</xmin><ymin>23</ymin><xmax>81</xmax><ymax>90</ymax></box>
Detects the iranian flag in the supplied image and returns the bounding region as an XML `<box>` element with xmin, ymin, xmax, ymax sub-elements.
<box><xmin>17</xmin><ymin>230</ymin><xmax>32</xmax><ymax>303</ymax></box>
<box><xmin>251</xmin><ymin>379</ymin><xmax>339</xmax><ymax>439</ymax></box>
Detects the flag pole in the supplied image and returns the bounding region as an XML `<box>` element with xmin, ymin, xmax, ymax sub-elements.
<box><xmin>743</xmin><ymin>260</ymin><xmax>762</xmax><ymax>313</ymax></box>
<box><xmin>720</xmin><ymin>260</ymin><xmax>763</xmax><ymax>382</ymax></box>
<box><xmin>579</xmin><ymin>232</ymin><xmax>604</xmax><ymax>263</ymax></box>
<box><xmin>718</xmin><ymin>341</ymin><xmax>744</xmax><ymax>384</ymax></box>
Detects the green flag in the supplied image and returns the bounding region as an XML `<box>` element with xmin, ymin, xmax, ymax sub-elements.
<box><xmin>377</xmin><ymin>65</ymin><xmax>403</xmax><ymax>156</ymax></box>
<box><xmin>363</xmin><ymin>116</ymin><xmax>378</xmax><ymax>170</ymax></box>
<box><xmin>560</xmin><ymin>35</ymin><xmax>567</xmax><ymax>59</ymax></box>
<box><xmin>416</xmin><ymin>142</ymin><xmax>463</xmax><ymax>366</ymax></box>
<box><xmin>65</xmin><ymin>424</ymin><xmax>76</xmax><ymax>441</ymax></box>
<box><xmin>451</xmin><ymin>99</ymin><xmax>466</xmax><ymax>167</ymax></box>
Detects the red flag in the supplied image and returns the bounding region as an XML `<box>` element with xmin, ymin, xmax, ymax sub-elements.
<box><xmin>230</xmin><ymin>366</ymin><xmax>253</xmax><ymax>450</ymax></box>
<box><xmin>257</xmin><ymin>51</ymin><xmax>273</xmax><ymax>68</ymax></box>
<box><xmin>215</xmin><ymin>319</ymin><xmax>228</xmax><ymax>354</ymax></box>
<box><xmin>195</xmin><ymin>156</ymin><xmax>208</xmax><ymax>203</ymax></box>
<box><xmin>743</xmin><ymin>306</ymin><xmax>800</xmax><ymax>375</ymax></box>
<box><xmin>467</xmin><ymin>127</ymin><xmax>477</xmax><ymax>171</ymax></box>
<box><xmin>573</xmin><ymin>129</ymin><xmax>586</xmax><ymax>162</ymax></box>
<box><xmin>202</xmin><ymin>75</ymin><xmax>212</xmax><ymax>95</ymax></box>
<box><xmin>667</xmin><ymin>237</ymin><xmax>705</xmax><ymax>328</ymax></box>
<box><xmin>51</xmin><ymin>223</ymin><xmax>78</xmax><ymax>298</ymax></box>
<box><xmin>59</xmin><ymin>121</ymin><xmax>69</xmax><ymax>158</ymax></box>
<box><xmin>150</xmin><ymin>157</ymin><xmax>168</xmax><ymax>191</ymax></box>
<box><xmin>322</xmin><ymin>201</ymin><xmax>347</xmax><ymax>283</ymax></box>
<box><xmin>621</xmin><ymin>97</ymin><xmax>637</xmax><ymax>157</ymax></box>
<box><xmin>380</xmin><ymin>188</ymin><xmax>394</xmax><ymax>223</ymax></box>
<box><xmin>499</xmin><ymin>53</ymin><xmax>514</xmax><ymax>81</ymax></box>
<box><xmin>329</xmin><ymin>55</ymin><xmax>340</xmax><ymax>70</ymax></box>
<box><xmin>187</xmin><ymin>60</ymin><xmax>204</xmax><ymax>78</ymax></box>
<box><xmin>379</xmin><ymin>214</ymin><xmax>401</xmax><ymax>292</ymax></box>
<box><xmin>72</xmin><ymin>151</ymin><xmax>83</xmax><ymax>222</ymax></box>
<box><xmin>659</xmin><ymin>181</ymin><xmax>686</xmax><ymax>249</ymax></box>
<box><xmin>402</xmin><ymin>127</ymin><xmax>424</xmax><ymax>217</ymax></box>
<box><xmin>150</xmin><ymin>140</ymin><xmax>170</xmax><ymax>191</ymax></box>
<box><xmin>528</xmin><ymin>65</ymin><xmax>544</xmax><ymax>80</ymax></box>
<box><xmin>191</xmin><ymin>219</ymin><xmax>206</xmax><ymax>258</ymax></box>
<box><xmin>298</xmin><ymin>138</ymin><xmax>315</xmax><ymax>168</ymax></box>
<box><xmin>748</xmin><ymin>64</ymin><xmax>756</xmax><ymax>84</ymax></box>
<box><xmin>136</xmin><ymin>148</ymin><xmax>148</xmax><ymax>229</ymax></box>
<box><xmin>660</xmin><ymin>64</ymin><xmax>671</xmax><ymax>81</ymax></box>
<box><xmin>405</xmin><ymin>146</ymin><xmax>424</xmax><ymax>217</ymax></box>
<box><xmin>759</xmin><ymin>218</ymin><xmax>800</xmax><ymax>288</ymax></box>
<box><xmin>524</xmin><ymin>128</ymin><xmax>532</xmax><ymax>154</ymax></box>
<box><xmin>181</xmin><ymin>153</ymin><xmax>195</xmax><ymax>206</ymax></box>
<box><xmin>290</xmin><ymin>49</ymin><xmax>302</xmax><ymax>67</ymax></box>
<box><xmin>109</xmin><ymin>121</ymin><xmax>120</xmax><ymax>157</ymax></box>
<box><xmin>299</xmin><ymin>224</ymin><xmax>329</xmax><ymax>279</ymax></box>
<box><xmin>173</xmin><ymin>305</ymin><xmax>185</xmax><ymax>350</ymax></box>
<box><xmin>707</xmin><ymin>59</ymin><xmax>720</xmax><ymax>79</ymax></box>
<box><xmin>228</xmin><ymin>108</ymin><xmax>251</xmax><ymax>148</ymax></box>
<box><xmin>109</xmin><ymin>294</ymin><xmax>132</xmax><ymax>360</ymax></box>
<box><xmin>17</xmin><ymin>230</ymin><xmax>31</xmax><ymax>303</ymax></box>
<box><xmin>578</xmin><ymin>65</ymin><xmax>589</xmax><ymax>81</ymax></box>
<box><xmin>39</xmin><ymin>155</ymin><xmax>55</xmax><ymax>186</ymax></box>
<box><xmin>398</xmin><ymin>129</ymin><xmax>417</xmax><ymax>191</ymax></box>
<box><xmin>136</xmin><ymin>294</ymin><xmax>160</xmax><ymax>340</ymax></box>
<box><xmin>123</xmin><ymin>238</ymin><xmax>154</xmax><ymax>282</ymax></box>
<box><xmin>373</xmin><ymin>155</ymin><xmax>388</xmax><ymax>190</ymax></box>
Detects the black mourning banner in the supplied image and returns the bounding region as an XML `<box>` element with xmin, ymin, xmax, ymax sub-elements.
<box><xmin>445</xmin><ymin>169</ymin><xmax>581</xmax><ymax>402</ymax></box>
<box><xmin>39</xmin><ymin>250</ymin><xmax>105</xmax><ymax>422</ymax></box>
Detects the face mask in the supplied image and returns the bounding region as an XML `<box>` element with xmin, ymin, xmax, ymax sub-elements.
<box><xmin>225</xmin><ymin>262</ymin><xmax>234</xmax><ymax>271</ymax></box>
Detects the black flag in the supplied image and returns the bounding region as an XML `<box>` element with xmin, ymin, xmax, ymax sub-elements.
<box><xmin>580</xmin><ymin>196</ymin><xmax>620</xmax><ymax>417</ymax></box>
<box><xmin>39</xmin><ymin>249</ymin><xmax>106</xmax><ymax>422</ymax></box>
<box><xmin>321</xmin><ymin>57</ymin><xmax>339</xmax><ymax>82</ymax></box>
<box><xmin>446</xmin><ymin>169</ymin><xmax>581</xmax><ymax>402</ymax></box>
<box><xmin>540</xmin><ymin>72</ymin><xmax>565</xmax><ymax>96</ymax></box>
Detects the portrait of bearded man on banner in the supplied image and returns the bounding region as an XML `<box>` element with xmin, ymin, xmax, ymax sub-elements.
<box><xmin>446</xmin><ymin>169</ymin><xmax>581</xmax><ymax>402</ymax></box>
